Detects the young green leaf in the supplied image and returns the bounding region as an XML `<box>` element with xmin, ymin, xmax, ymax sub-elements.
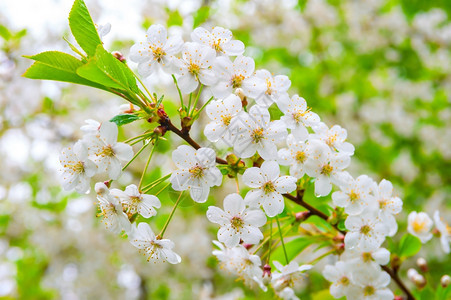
<box><xmin>110</xmin><ymin>114</ymin><xmax>140</xmax><ymax>126</ymax></box>
<box><xmin>77</xmin><ymin>59</ymin><xmax>125</xmax><ymax>90</ymax></box>
<box><xmin>0</xmin><ymin>24</ymin><xmax>12</xmax><ymax>41</ymax></box>
<box><xmin>398</xmin><ymin>234</ymin><xmax>422</xmax><ymax>258</ymax></box>
<box><xmin>23</xmin><ymin>61</ymin><xmax>105</xmax><ymax>90</ymax></box>
<box><xmin>271</xmin><ymin>236</ymin><xmax>319</xmax><ymax>266</ymax></box>
<box><xmin>68</xmin><ymin>0</ymin><xmax>102</xmax><ymax>57</ymax></box>
<box><xmin>25</xmin><ymin>51</ymin><xmax>83</xmax><ymax>72</ymax></box>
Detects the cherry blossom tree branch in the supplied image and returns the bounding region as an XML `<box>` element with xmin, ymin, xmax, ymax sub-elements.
<box><xmin>156</xmin><ymin>113</ymin><xmax>415</xmax><ymax>300</ymax></box>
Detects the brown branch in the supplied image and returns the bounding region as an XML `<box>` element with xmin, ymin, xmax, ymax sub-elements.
<box><xmin>382</xmin><ymin>265</ymin><xmax>415</xmax><ymax>300</ymax></box>
<box><xmin>282</xmin><ymin>192</ymin><xmax>346</xmax><ymax>235</ymax></box>
<box><xmin>162</xmin><ymin>118</ymin><xmax>227</xmax><ymax>165</ymax></box>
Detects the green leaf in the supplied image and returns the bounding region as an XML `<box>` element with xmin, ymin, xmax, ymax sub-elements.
<box><xmin>76</xmin><ymin>45</ymin><xmax>139</xmax><ymax>96</ymax></box>
<box><xmin>435</xmin><ymin>281</ymin><xmax>451</xmax><ymax>300</ymax></box>
<box><xmin>398</xmin><ymin>234</ymin><xmax>422</xmax><ymax>258</ymax></box>
<box><xmin>311</xmin><ymin>289</ymin><xmax>336</xmax><ymax>300</ymax></box>
<box><xmin>0</xmin><ymin>24</ymin><xmax>12</xmax><ymax>40</ymax></box>
<box><xmin>271</xmin><ymin>236</ymin><xmax>319</xmax><ymax>266</ymax></box>
<box><xmin>110</xmin><ymin>114</ymin><xmax>140</xmax><ymax>126</ymax></box>
<box><xmin>94</xmin><ymin>46</ymin><xmax>139</xmax><ymax>93</ymax></box>
<box><xmin>193</xmin><ymin>6</ymin><xmax>210</xmax><ymax>28</ymax></box>
<box><xmin>23</xmin><ymin>61</ymin><xmax>105</xmax><ymax>90</ymax></box>
<box><xmin>77</xmin><ymin>59</ymin><xmax>125</xmax><ymax>90</ymax></box>
<box><xmin>25</xmin><ymin>51</ymin><xmax>83</xmax><ymax>72</ymax></box>
<box><xmin>68</xmin><ymin>0</ymin><xmax>102</xmax><ymax>57</ymax></box>
<box><xmin>167</xmin><ymin>10</ymin><xmax>183</xmax><ymax>27</ymax></box>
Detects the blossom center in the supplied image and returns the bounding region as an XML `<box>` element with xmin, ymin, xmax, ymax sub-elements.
<box><xmin>326</xmin><ymin>134</ymin><xmax>337</xmax><ymax>147</ymax></box>
<box><xmin>360</xmin><ymin>225</ymin><xmax>371</xmax><ymax>236</ymax></box>
<box><xmin>363</xmin><ymin>285</ymin><xmax>375</xmax><ymax>296</ymax></box>
<box><xmin>231</xmin><ymin>74</ymin><xmax>245</xmax><ymax>88</ymax></box>
<box><xmin>295</xmin><ymin>151</ymin><xmax>306</xmax><ymax>163</ymax></box>
<box><xmin>251</xmin><ymin>127</ymin><xmax>265</xmax><ymax>143</ymax></box>
<box><xmin>292</xmin><ymin>111</ymin><xmax>305</xmax><ymax>123</ymax></box>
<box><xmin>362</xmin><ymin>252</ymin><xmax>373</xmax><ymax>262</ymax></box>
<box><xmin>152</xmin><ymin>47</ymin><xmax>166</xmax><ymax>62</ymax></box>
<box><xmin>212</xmin><ymin>39</ymin><xmax>223</xmax><ymax>52</ymax></box>
<box><xmin>100</xmin><ymin>145</ymin><xmax>115</xmax><ymax>157</ymax></box>
<box><xmin>321</xmin><ymin>164</ymin><xmax>333</xmax><ymax>176</ymax></box>
<box><xmin>230</xmin><ymin>216</ymin><xmax>244</xmax><ymax>230</ymax></box>
<box><xmin>188</xmin><ymin>63</ymin><xmax>200</xmax><ymax>77</ymax></box>
<box><xmin>339</xmin><ymin>276</ymin><xmax>350</xmax><ymax>286</ymax></box>
<box><xmin>412</xmin><ymin>219</ymin><xmax>427</xmax><ymax>233</ymax></box>
<box><xmin>263</xmin><ymin>181</ymin><xmax>276</xmax><ymax>194</ymax></box>
<box><xmin>65</xmin><ymin>161</ymin><xmax>85</xmax><ymax>174</ymax></box>
<box><xmin>265</xmin><ymin>79</ymin><xmax>272</xmax><ymax>95</ymax></box>
<box><xmin>221</xmin><ymin>114</ymin><xmax>232</xmax><ymax>126</ymax></box>
<box><xmin>349</xmin><ymin>190</ymin><xmax>359</xmax><ymax>202</ymax></box>
<box><xmin>189</xmin><ymin>165</ymin><xmax>204</xmax><ymax>178</ymax></box>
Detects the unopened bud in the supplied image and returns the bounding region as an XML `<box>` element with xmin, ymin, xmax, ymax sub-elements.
<box><xmin>295</xmin><ymin>211</ymin><xmax>310</xmax><ymax>222</ymax></box>
<box><xmin>394</xmin><ymin>296</ymin><xmax>403</xmax><ymax>300</ymax></box>
<box><xmin>242</xmin><ymin>243</ymin><xmax>252</xmax><ymax>250</ymax></box>
<box><xmin>112</xmin><ymin>51</ymin><xmax>126</xmax><ymax>62</ymax></box>
<box><xmin>226</xmin><ymin>154</ymin><xmax>239</xmax><ymax>165</ymax></box>
<box><xmin>157</xmin><ymin>108</ymin><xmax>167</xmax><ymax>119</ymax></box>
<box><xmin>441</xmin><ymin>275</ymin><xmax>451</xmax><ymax>287</ymax></box>
<box><xmin>154</xmin><ymin>125</ymin><xmax>167</xmax><ymax>136</ymax></box>
<box><xmin>263</xmin><ymin>264</ymin><xmax>271</xmax><ymax>277</ymax></box>
<box><xmin>416</xmin><ymin>257</ymin><xmax>428</xmax><ymax>272</ymax></box>
<box><xmin>412</xmin><ymin>274</ymin><xmax>426</xmax><ymax>289</ymax></box>
<box><xmin>103</xmin><ymin>180</ymin><xmax>111</xmax><ymax>188</ymax></box>
<box><xmin>407</xmin><ymin>268</ymin><xmax>418</xmax><ymax>281</ymax></box>
<box><xmin>335</xmin><ymin>243</ymin><xmax>345</xmax><ymax>255</ymax></box>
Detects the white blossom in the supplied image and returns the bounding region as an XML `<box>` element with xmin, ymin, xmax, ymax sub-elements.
<box><xmin>345</xmin><ymin>212</ymin><xmax>388</xmax><ymax>251</ymax></box>
<box><xmin>95</xmin><ymin>182</ymin><xmax>131</xmax><ymax>234</ymax></box>
<box><xmin>233</xmin><ymin>105</ymin><xmax>287</xmax><ymax>160</ymax></box>
<box><xmin>407</xmin><ymin>211</ymin><xmax>433</xmax><ymax>243</ymax></box>
<box><xmin>304</xmin><ymin>140</ymin><xmax>350</xmax><ymax>196</ymax></box>
<box><xmin>59</xmin><ymin>140</ymin><xmax>97</xmax><ymax>193</ymax></box>
<box><xmin>170</xmin><ymin>145</ymin><xmax>222</xmax><ymax>203</ymax></box>
<box><xmin>111</xmin><ymin>184</ymin><xmax>161</xmax><ymax>218</ymax></box>
<box><xmin>342</xmin><ymin>247</ymin><xmax>391</xmax><ymax>269</ymax></box>
<box><xmin>212</xmin><ymin>55</ymin><xmax>265</xmax><ymax>99</ymax></box>
<box><xmin>130</xmin><ymin>24</ymin><xmax>183</xmax><ymax>76</ymax></box>
<box><xmin>172</xmin><ymin>42</ymin><xmax>217</xmax><ymax>93</ymax></box>
<box><xmin>254</xmin><ymin>69</ymin><xmax>291</xmax><ymax>107</ymax></box>
<box><xmin>322</xmin><ymin>261</ymin><xmax>353</xmax><ymax>298</ymax></box>
<box><xmin>204</xmin><ymin>94</ymin><xmax>243</xmax><ymax>145</ymax></box>
<box><xmin>372</xmin><ymin>179</ymin><xmax>403</xmax><ymax>237</ymax></box>
<box><xmin>311</xmin><ymin>122</ymin><xmax>355</xmax><ymax>155</ymax></box>
<box><xmin>271</xmin><ymin>261</ymin><xmax>312</xmax><ymax>292</ymax></box>
<box><xmin>278</xmin><ymin>134</ymin><xmax>312</xmax><ymax>179</ymax></box>
<box><xmin>191</xmin><ymin>26</ymin><xmax>244</xmax><ymax>56</ymax></box>
<box><xmin>84</xmin><ymin>122</ymin><xmax>134</xmax><ymax>180</ymax></box>
<box><xmin>434</xmin><ymin>210</ymin><xmax>450</xmax><ymax>254</ymax></box>
<box><xmin>279</xmin><ymin>95</ymin><xmax>320</xmax><ymax>140</ymax></box>
<box><xmin>243</xmin><ymin>161</ymin><xmax>297</xmax><ymax>217</ymax></box>
<box><xmin>129</xmin><ymin>222</ymin><xmax>181</xmax><ymax>264</ymax></box>
<box><xmin>332</xmin><ymin>174</ymin><xmax>375</xmax><ymax>216</ymax></box>
<box><xmin>80</xmin><ymin>119</ymin><xmax>100</xmax><ymax>135</ymax></box>
<box><xmin>347</xmin><ymin>266</ymin><xmax>394</xmax><ymax>300</ymax></box>
<box><xmin>206</xmin><ymin>193</ymin><xmax>266</xmax><ymax>247</ymax></box>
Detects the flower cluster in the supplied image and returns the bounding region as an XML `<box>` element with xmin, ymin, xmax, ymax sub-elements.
<box><xmin>52</xmin><ymin>18</ymin><xmax>449</xmax><ymax>299</ymax></box>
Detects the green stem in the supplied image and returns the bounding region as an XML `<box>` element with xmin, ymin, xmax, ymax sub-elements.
<box><xmin>267</xmin><ymin>221</ymin><xmax>273</xmax><ymax>263</ymax></box>
<box><xmin>122</xmin><ymin>141</ymin><xmax>150</xmax><ymax>171</ymax></box>
<box><xmin>141</xmin><ymin>173</ymin><xmax>172</xmax><ymax>193</ymax></box>
<box><xmin>159</xmin><ymin>191</ymin><xmax>183</xmax><ymax>237</ymax></box>
<box><xmin>308</xmin><ymin>248</ymin><xmax>336</xmax><ymax>265</ymax></box>
<box><xmin>171</xmin><ymin>74</ymin><xmax>184</xmax><ymax>109</ymax></box>
<box><xmin>190</xmin><ymin>84</ymin><xmax>203</xmax><ymax>115</ymax></box>
<box><xmin>276</xmin><ymin>216</ymin><xmax>289</xmax><ymax>264</ymax></box>
<box><xmin>154</xmin><ymin>182</ymin><xmax>171</xmax><ymax>196</ymax></box>
<box><xmin>195</xmin><ymin>96</ymin><xmax>214</xmax><ymax>116</ymax></box>
<box><xmin>138</xmin><ymin>139</ymin><xmax>158</xmax><ymax>190</ymax></box>
<box><xmin>188</xmin><ymin>92</ymin><xmax>193</xmax><ymax>112</ymax></box>
<box><xmin>124</xmin><ymin>132</ymin><xmax>151</xmax><ymax>144</ymax></box>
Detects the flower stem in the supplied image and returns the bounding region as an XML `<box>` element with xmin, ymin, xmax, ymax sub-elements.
<box><xmin>307</xmin><ymin>248</ymin><xmax>336</xmax><ymax>265</ymax></box>
<box><xmin>159</xmin><ymin>191</ymin><xmax>183</xmax><ymax>237</ymax></box>
<box><xmin>171</xmin><ymin>74</ymin><xmax>184</xmax><ymax>109</ymax></box>
<box><xmin>276</xmin><ymin>215</ymin><xmax>289</xmax><ymax>264</ymax></box>
<box><xmin>141</xmin><ymin>173</ymin><xmax>172</xmax><ymax>193</ymax></box>
<box><xmin>122</xmin><ymin>141</ymin><xmax>150</xmax><ymax>171</ymax></box>
<box><xmin>138</xmin><ymin>139</ymin><xmax>158</xmax><ymax>190</ymax></box>
<box><xmin>190</xmin><ymin>84</ymin><xmax>203</xmax><ymax>115</ymax></box>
